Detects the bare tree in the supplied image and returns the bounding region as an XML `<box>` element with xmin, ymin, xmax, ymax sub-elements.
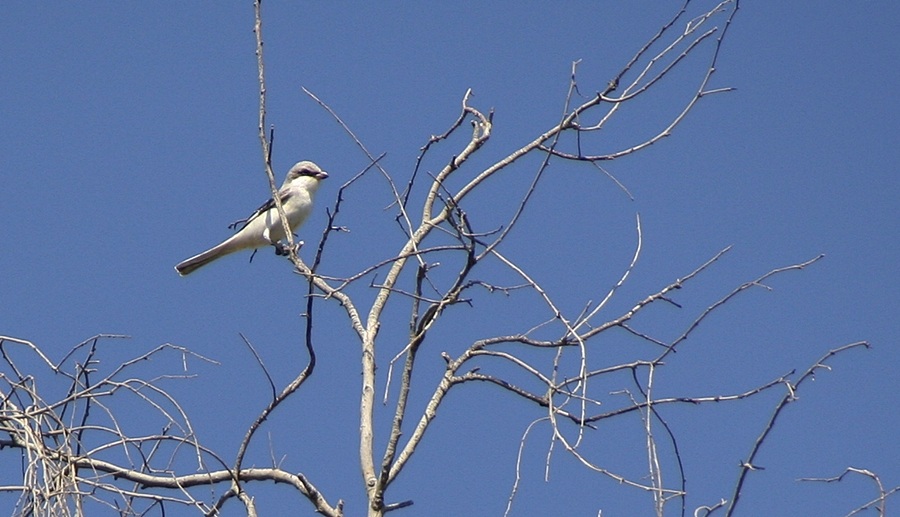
<box><xmin>0</xmin><ymin>1</ymin><xmax>881</xmax><ymax>516</ymax></box>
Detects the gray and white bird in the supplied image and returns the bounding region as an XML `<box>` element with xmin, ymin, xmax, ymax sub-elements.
<box><xmin>175</xmin><ymin>161</ymin><xmax>328</xmax><ymax>276</ymax></box>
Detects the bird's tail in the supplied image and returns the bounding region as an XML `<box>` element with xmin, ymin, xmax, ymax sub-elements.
<box><xmin>175</xmin><ymin>238</ymin><xmax>242</xmax><ymax>276</ymax></box>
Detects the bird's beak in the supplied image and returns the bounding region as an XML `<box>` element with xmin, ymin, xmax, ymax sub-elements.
<box><xmin>316</xmin><ymin>171</ymin><xmax>329</xmax><ymax>180</ymax></box>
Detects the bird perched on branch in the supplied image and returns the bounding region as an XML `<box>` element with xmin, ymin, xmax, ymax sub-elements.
<box><xmin>175</xmin><ymin>161</ymin><xmax>328</xmax><ymax>276</ymax></box>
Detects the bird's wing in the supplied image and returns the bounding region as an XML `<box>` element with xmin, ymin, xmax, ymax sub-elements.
<box><xmin>228</xmin><ymin>189</ymin><xmax>295</xmax><ymax>231</ymax></box>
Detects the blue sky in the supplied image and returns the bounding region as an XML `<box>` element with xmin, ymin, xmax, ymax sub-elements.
<box><xmin>2</xmin><ymin>2</ymin><xmax>898</xmax><ymax>516</ymax></box>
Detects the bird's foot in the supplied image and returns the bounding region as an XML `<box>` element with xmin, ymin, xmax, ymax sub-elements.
<box><xmin>274</xmin><ymin>241</ymin><xmax>303</xmax><ymax>256</ymax></box>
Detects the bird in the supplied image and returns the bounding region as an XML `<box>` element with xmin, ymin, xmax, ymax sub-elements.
<box><xmin>175</xmin><ymin>161</ymin><xmax>328</xmax><ymax>276</ymax></box>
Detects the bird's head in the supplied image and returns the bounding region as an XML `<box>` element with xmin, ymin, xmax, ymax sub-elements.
<box><xmin>286</xmin><ymin>161</ymin><xmax>329</xmax><ymax>183</ymax></box>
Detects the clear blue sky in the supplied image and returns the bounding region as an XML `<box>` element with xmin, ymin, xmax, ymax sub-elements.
<box><xmin>2</xmin><ymin>2</ymin><xmax>897</xmax><ymax>515</ymax></box>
